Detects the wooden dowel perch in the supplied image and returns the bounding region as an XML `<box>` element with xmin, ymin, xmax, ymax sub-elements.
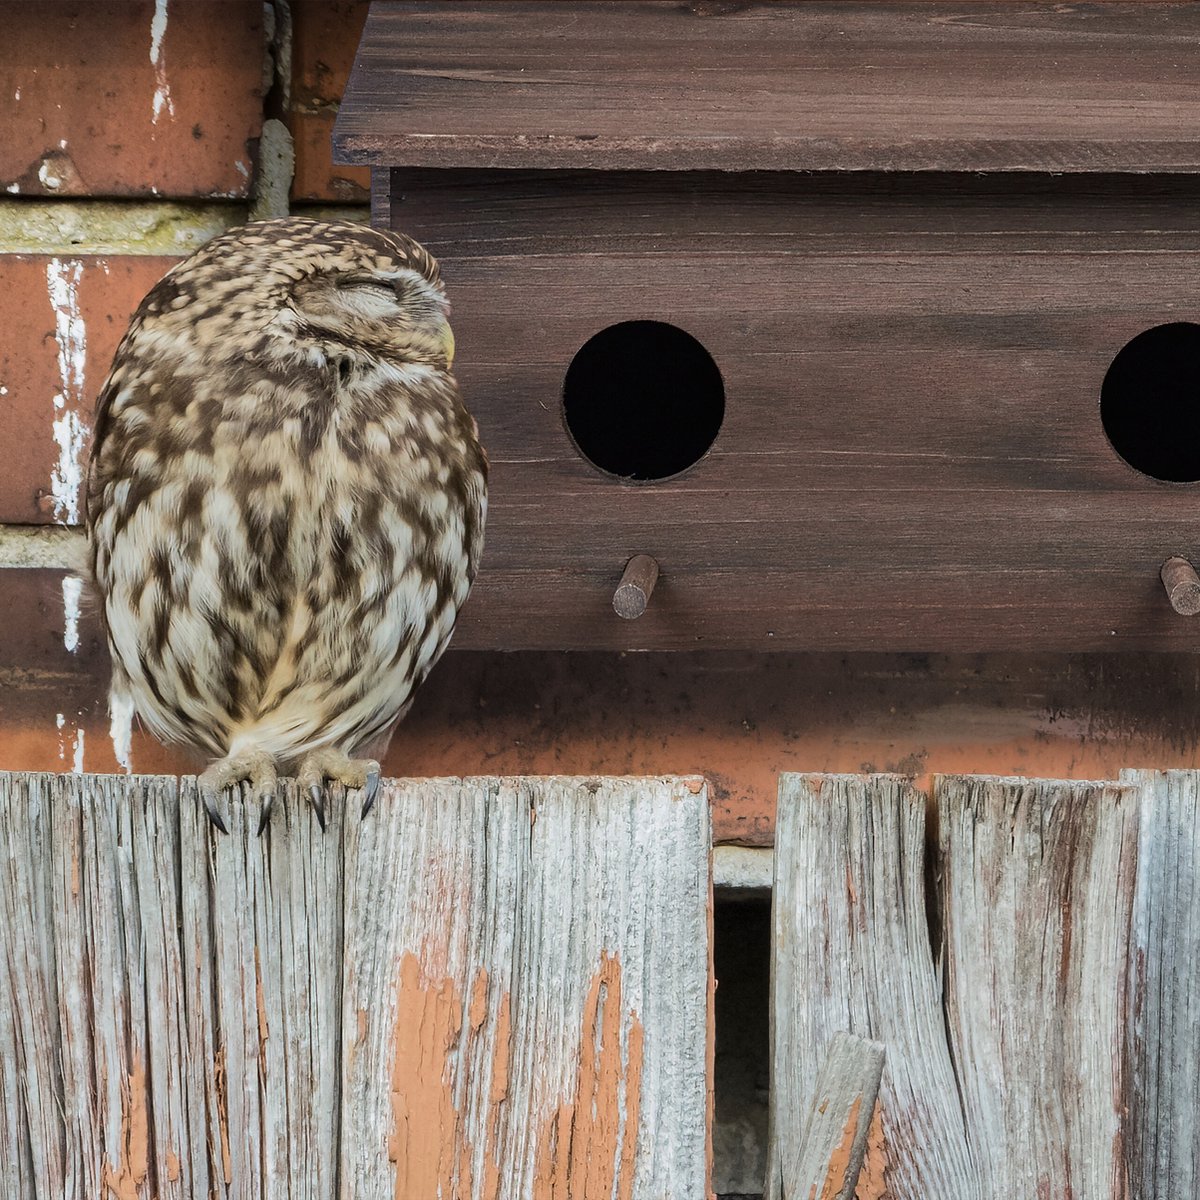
<box><xmin>792</xmin><ymin>1032</ymin><xmax>886</xmax><ymax>1200</ymax></box>
<box><xmin>613</xmin><ymin>554</ymin><xmax>659</xmax><ymax>619</ymax></box>
<box><xmin>1161</xmin><ymin>556</ymin><xmax>1200</xmax><ymax>615</ymax></box>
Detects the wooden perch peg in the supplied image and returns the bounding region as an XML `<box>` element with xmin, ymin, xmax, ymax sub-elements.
<box><xmin>613</xmin><ymin>555</ymin><xmax>660</xmax><ymax>620</ymax></box>
<box><xmin>1161</xmin><ymin>557</ymin><xmax>1200</xmax><ymax>616</ymax></box>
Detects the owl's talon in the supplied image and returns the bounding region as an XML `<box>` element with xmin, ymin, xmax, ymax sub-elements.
<box><xmin>362</xmin><ymin>768</ymin><xmax>381</xmax><ymax>818</ymax></box>
<box><xmin>197</xmin><ymin>750</ymin><xmax>277</xmax><ymax>835</ymax></box>
<box><xmin>308</xmin><ymin>784</ymin><xmax>327</xmax><ymax>831</ymax></box>
<box><xmin>202</xmin><ymin>791</ymin><xmax>229</xmax><ymax>835</ymax></box>
<box><xmin>256</xmin><ymin>792</ymin><xmax>275</xmax><ymax>837</ymax></box>
<box><xmin>296</xmin><ymin>749</ymin><xmax>380</xmax><ymax>821</ymax></box>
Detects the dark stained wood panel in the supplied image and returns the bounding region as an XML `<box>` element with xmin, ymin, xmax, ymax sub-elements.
<box><xmin>384</xmin><ymin>170</ymin><xmax>1200</xmax><ymax>650</ymax></box>
<box><xmin>335</xmin><ymin>2</ymin><xmax>1200</xmax><ymax>174</ymax></box>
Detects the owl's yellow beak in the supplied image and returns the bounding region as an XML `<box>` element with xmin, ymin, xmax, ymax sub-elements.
<box><xmin>439</xmin><ymin>319</ymin><xmax>455</xmax><ymax>370</ymax></box>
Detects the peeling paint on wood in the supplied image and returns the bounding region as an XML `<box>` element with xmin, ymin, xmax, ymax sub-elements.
<box><xmin>342</xmin><ymin>776</ymin><xmax>712</xmax><ymax>1198</ymax></box>
<box><xmin>772</xmin><ymin>773</ymin><xmax>1143</xmax><ymax>1198</ymax></box>
<box><xmin>0</xmin><ymin>773</ymin><xmax>711</xmax><ymax>1197</ymax></box>
<box><xmin>852</xmin><ymin>1102</ymin><xmax>887</xmax><ymax>1200</ymax></box>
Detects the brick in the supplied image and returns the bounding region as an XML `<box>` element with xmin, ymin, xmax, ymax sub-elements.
<box><xmin>289</xmin><ymin>0</ymin><xmax>371</xmax><ymax>201</ymax></box>
<box><xmin>1</xmin><ymin>1</ymin><xmax>264</xmax><ymax>199</ymax></box>
<box><xmin>0</xmin><ymin>254</ymin><xmax>177</xmax><ymax>524</ymax></box>
<box><xmin>293</xmin><ymin>112</ymin><xmax>370</xmax><ymax>202</ymax></box>
<box><xmin>0</xmin><ymin>568</ymin><xmax>185</xmax><ymax>774</ymax></box>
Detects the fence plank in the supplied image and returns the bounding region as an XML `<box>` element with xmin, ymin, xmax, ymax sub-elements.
<box><xmin>1122</xmin><ymin>768</ymin><xmax>1200</xmax><ymax>1200</ymax></box>
<box><xmin>341</xmin><ymin>775</ymin><xmax>713</xmax><ymax>1199</ymax></box>
<box><xmin>197</xmin><ymin>778</ymin><xmax>344</xmax><ymax>1199</ymax></box>
<box><xmin>0</xmin><ymin>774</ymin><xmax>65</xmax><ymax>1200</ymax></box>
<box><xmin>769</xmin><ymin>774</ymin><xmax>973</xmax><ymax>1199</ymax></box>
<box><xmin>1</xmin><ymin>772</ymin><xmax>712</xmax><ymax>1198</ymax></box>
<box><xmin>938</xmin><ymin>775</ymin><xmax>1139</xmax><ymax>1200</ymax></box>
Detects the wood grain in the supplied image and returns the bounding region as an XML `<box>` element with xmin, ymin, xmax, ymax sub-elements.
<box><xmin>790</xmin><ymin>1033</ymin><xmax>885</xmax><ymax>1200</ymax></box>
<box><xmin>0</xmin><ymin>772</ymin><xmax>712</xmax><ymax>1198</ymax></box>
<box><xmin>938</xmin><ymin>775</ymin><xmax>1139</xmax><ymax>1200</ymax></box>
<box><xmin>1122</xmin><ymin>769</ymin><xmax>1200</xmax><ymax>1200</ymax></box>
<box><xmin>379</xmin><ymin>170</ymin><xmax>1200</xmax><ymax>650</ymax></box>
<box><xmin>335</xmin><ymin>3</ymin><xmax>1200</xmax><ymax>173</ymax></box>
<box><xmin>341</xmin><ymin>775</ymin><xmax>713</xmax><ymax>1199</ymax></box>
<box><xmin>769</xmin><ymin>774</ymin><xmax>973</xmax><ymax>1199</ymax></box>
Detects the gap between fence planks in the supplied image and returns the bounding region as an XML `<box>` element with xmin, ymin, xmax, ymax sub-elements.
<box><xmin>770</xmin><ymin>773</ymin><xmax>1142</xmax><ymax>1200</ymax></box>
<box><xmin>0</xmin><ymin>772</ymin><xmax>713</xmax><ymax>1200</ymax></box>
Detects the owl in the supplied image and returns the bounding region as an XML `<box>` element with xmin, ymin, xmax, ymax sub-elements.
<box><xmin>86</xmin><ymin>218</ymin><xmax>487</xmax><ymax>833</ymax></box>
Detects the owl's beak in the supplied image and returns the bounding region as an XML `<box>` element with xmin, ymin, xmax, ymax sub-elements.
<box><xmin>440</xmin><ymin>320</ymin><xmax>455</xmax><ymax>370</ymax></box>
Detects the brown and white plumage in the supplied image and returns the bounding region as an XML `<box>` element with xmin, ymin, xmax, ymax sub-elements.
<box><xmin>86</xmin><ymin>217</ymin><xmax>487</xmax><ymax>830</ymax></box>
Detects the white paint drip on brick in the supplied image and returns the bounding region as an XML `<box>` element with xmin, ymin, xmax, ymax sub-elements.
<box><xmin>46</xmin><ymin>259</ymin><xmax>89</xmax><ymax>524</ymax></box>
<box><xmin>150</xmin><ymin>0</ymin><xmax>175</xmax><ymax>123</ymax></box>
<box><xmin>72</xmin><ymin>729</ymin><xmax>85</xmax><ymax>773</ymax></box>
<box><xmin>62</xmin><ymin>575</ymin><xmax>83</xmax><ymax>652</ymax></box>
<box><xmin>37</xmin><ymin>160</ymin><xmax>63</xmax><ymax>191</ymax></box>
<box><xmin>110</xmin><ymin>691</ymin><xmax>135</xmax><ymax>773</ymax></box>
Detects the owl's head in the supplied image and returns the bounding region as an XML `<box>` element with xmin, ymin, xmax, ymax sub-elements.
<box><xmin>286</xmin><ymin>228</ymin><xmax>455</xmax><ymax>371</ymax></box>
<box><xmin>151</xmin><ymin>218</ymin><xmax>455</xmax><ymax>372</ymax></box>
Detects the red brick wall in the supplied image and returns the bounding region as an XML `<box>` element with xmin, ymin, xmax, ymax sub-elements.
<box><xmin>0</xmin><ymin>0</ymin><xmax>381</xmax><ymax>793</ymax></box>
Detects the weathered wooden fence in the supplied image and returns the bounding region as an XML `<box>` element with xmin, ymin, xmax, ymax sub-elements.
<box><xmin>0</xmin><ymin>773</ymin><xmax>713</xmax><ymax>1199</ymax></box>
<box><xmin>4</xmin><ymin>768</ymin><xmax>1198</xmax><ymax>1198</ymax></box>
<box><xmin>769</xmin><ymin>771</ymin><xmax>1196</xmax><ymax>1200</ymax></box>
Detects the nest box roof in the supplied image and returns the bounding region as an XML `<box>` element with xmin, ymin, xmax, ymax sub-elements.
<box><xmin>335</xmin><ymin>1</ymin><xmax>1200</xmax><ymax>175</ymax></box>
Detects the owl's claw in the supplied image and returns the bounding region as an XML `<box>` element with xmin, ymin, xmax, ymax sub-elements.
<box><xmin>256</xmin><ymin>791</ymin><xmax>275</xmax><ymax>837</ymax></box>
<box><xmin>202</xmin><ymin>790</ymin><xmax>229</xmax><ymax>835</ymax></box>
<box><xmin>362</xmin><ymin>768</ymin><xmax>381</xmax><ymax>818</ymax></box>
<box><xmin>296</xmin><ymin>749</ymin><xmax>381</xmax><ymax>825</ymax></box>
<box><xmin>308</xmin><ymin>784</ymin><xmax>327</xmax><ymax>831</ymax></box>
<box><xmin>197</xmin><ymin>750</ymin><xmax>278</xmax><ymax>836</ymax></box>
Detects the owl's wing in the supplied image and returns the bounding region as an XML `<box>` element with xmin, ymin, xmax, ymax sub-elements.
<box><xmin>83</xmin><ymin>274</ymin><xmax>176</xmax><ymax>544</ymax></box>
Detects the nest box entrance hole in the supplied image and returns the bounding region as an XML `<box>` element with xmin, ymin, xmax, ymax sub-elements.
<box><xmin>1101</xmin><ymin>321</ymin><xmax>1200</xmax><ymax>483</ymax></box>
<box><xmin>562</xmin><ymin>320</ymin><xmax>724</xmax><ymax>481</ymax></box>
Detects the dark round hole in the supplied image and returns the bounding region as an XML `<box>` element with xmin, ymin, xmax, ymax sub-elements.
<box><xmin>1101</xmin><ymin>322</ymin><xmax>1200</xmax><ymax>482</ymax></box>
<box><xmin>562</xmin><ymin>320</ymin><xmax>724</xmax><ymax>481</ymax></box>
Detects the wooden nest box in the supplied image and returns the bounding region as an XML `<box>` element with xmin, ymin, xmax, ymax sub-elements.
<box><xmin>335</xmin><ymin>1</ymin><xmax>1200</xmax><ymax>653</ymax></box>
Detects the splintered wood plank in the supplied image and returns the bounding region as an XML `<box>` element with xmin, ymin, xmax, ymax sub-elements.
<box><xmin>0</xmin><ymin>773</ymin><xmax>65</xmax><ymax>1199</ymax></box>
<box><xmin>186</xmin><ymin>778</ymin><xmax>344</xmax><ymax>1199</ymax></box>
<box><xmin>0</xmin><ymin>774</ymin><xmax>347</xmax><ymax>1198</ymax></box>
<box><xmin>769</xmin><ymin>774</ymin><xmax>973</xmax><ymax>1199</ymax></box>
<box><xmin>1121</xmin><ymin>769</ymin><xmax>1200</xmax><ymax>1200</ymax></box>
<box><xmin>336</xmin><ymin>2</ymin><xmax>1200</xmax><ymax>173</ymax></box>
<box><xmin>341</xmin><ymin>776</ymin><xmax>713</xmax><ymax>1199</ymax></box>
<box><xmin>938</xmin><ymin>775</ymin><xmax>1139</xmax><ymax>1200</ymax></box>
<box><xmin>791</xmin><ymin>1033</ymin><xmax>885</xmax><ymax>1200</ymax></box>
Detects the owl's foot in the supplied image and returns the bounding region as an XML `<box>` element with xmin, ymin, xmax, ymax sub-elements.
<box><xmin>297</xmin><ymin>749</ymin><xmax>382</xmax><ymax>827</ymax></box>
<box><xmin>197</xmin><ymin>751</ymin><xmax>278</xmax><ymax>836</ymax></box>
